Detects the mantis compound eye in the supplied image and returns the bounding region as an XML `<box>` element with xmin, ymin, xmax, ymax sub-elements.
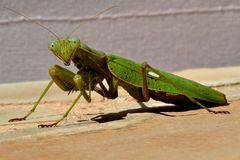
<box><xmin>48</xmin><ymin>42</ymin><xmax>55</xmax><ymax>51</ymax></box>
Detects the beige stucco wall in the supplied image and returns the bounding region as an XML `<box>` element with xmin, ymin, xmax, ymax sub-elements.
<box><xmin>0</xmin><ymin>0</ymin><xmax>240</xmax><ymax>83</ymax></box>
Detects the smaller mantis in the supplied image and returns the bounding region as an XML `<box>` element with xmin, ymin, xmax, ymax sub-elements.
<box><xmin>5</xmin><ymin>7</ymin><xmax>229</xmax><ymax>128</ymax></box>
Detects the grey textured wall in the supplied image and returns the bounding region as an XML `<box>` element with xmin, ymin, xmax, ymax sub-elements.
<box><xmin>0</xmin><ymin>0</ymin><xmax>240</xmax><ymax>83</ymax></box>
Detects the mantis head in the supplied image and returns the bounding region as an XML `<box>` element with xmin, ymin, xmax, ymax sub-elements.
<box><xmin>48</xmin><ymin>39</ymin><xmax>80</xmax><ymax>66</ymax></box>
<box><xmin>5</xmin><ymin>6</ymin><xmax>115</xmax><ymax>66</ymax></box>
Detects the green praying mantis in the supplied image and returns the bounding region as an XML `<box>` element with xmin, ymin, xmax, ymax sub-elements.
<box><xmin>5</xmin><ymin>7</ymin><xmax>229</xmax><ymax>128</ymax></box>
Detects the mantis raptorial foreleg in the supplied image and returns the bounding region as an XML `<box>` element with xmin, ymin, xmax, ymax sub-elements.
<box><xmin>39</xmin><ymin>66</ymin><xmax>92</xmax><ymax>128</ymax></box>
<box><xmin>9</xmin><ymin>65</ymin><xmax>77</xmax><ymax>123</ymax></box>
<box><xmin>39</xmin><ymin>68</ymin><xmax>117</xmax><ymax>127</ymax></box>
<box><xmin>140</xmin><ymin>62</ymin><xmax>230</xmax><ymax>114</ymax></box>
<box><xmin>9</xmin><ymin>63</ymin><xmax>118</xmax><ymax>127</ymax></box>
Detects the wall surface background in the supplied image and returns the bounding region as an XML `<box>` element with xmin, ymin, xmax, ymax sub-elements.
<box><xmin>0</xmin><ymin>0</ymin><xmax>240</xmax><ymax>83</ymax></box>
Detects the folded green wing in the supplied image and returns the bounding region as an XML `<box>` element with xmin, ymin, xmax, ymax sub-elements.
<box><xmin>107</xmin><ymin>54</ymin><xmax>227</xmax><ymax>105</ymax></box>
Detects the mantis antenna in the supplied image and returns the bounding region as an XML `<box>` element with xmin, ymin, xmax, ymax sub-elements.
<box><xmin>67</xmin><ymin>6</ymin><xmax>117</xmax><ymax>38</ymax></box>
<box><xmin>4</xmin><ymin>6</ymin><xmax>61</xmax><ymax>40</ymax></box>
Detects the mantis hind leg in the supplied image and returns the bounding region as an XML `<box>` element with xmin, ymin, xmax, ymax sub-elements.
<box><xmin>140</xmin><ymin>62</ymin><xmax>230</xmax><ymax>114</ymax></box>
